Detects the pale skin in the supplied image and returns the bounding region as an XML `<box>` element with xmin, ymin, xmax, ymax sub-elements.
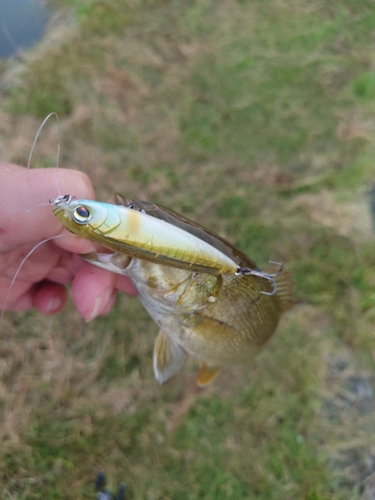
<box><xmin>0</xmin><ymin>162</ymin><xmax>136</xmax><ymax>319</ymax></box>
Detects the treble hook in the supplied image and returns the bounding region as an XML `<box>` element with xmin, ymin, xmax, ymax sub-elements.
<box><xmin>237</xmin><ymin>261</ymin><xmax>283</xmax><ymax>296</ymax></box>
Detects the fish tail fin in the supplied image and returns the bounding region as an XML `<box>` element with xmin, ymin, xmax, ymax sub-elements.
<box><xmin>275</xmin><ymin>269</ymin><xmax>296</xmax><ymax>311</ymax></box>
<box><xmin>263</xmin><ymin>263</ymin><xmax>296</xmax><ymax>311</ymax></box>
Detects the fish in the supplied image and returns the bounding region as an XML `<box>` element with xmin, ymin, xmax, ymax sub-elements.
<box><xmin>52</xmin><ymin>193</ymin><xmax>294</xmax><ymax>386</ymax></box>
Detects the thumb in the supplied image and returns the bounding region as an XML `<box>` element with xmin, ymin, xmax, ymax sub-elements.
<box><xmin>0</xmin><ymin>164</ymin><xmax>96</xmax><ymax>251</ymax></box>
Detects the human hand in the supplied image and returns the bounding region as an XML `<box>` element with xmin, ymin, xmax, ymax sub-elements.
<box><xmin>0</xmin><ymin>162</ymin><xmax>136</xmax><ymax>320</ymax></box>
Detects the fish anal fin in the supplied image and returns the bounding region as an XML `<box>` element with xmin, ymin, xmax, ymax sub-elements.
<box><xmin>197</xmin><ymin>361</ymin><xmax>220</xmax><ymax>387</ymax></box>
<box><xmin>153</xmin><ymin>330</ymin><xmax>186</xmax><ymax>384</ymax></box>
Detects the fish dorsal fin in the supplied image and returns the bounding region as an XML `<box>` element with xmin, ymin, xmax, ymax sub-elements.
<box><xmin>153</xmin><ymin>331</ymin><xmax>186</xmax><ymax>384</ymax></box>
<box><xmin>123</xmin><ymin>198</ymin><xmax>258</xmax><ymax>270</ymax></box>
<box><xmin>263</xmin><ymin>263</ymin><xmax>295</xmax><ymax>311</ymax></box>
<box><xmin>197</xmin><ymin>361</ymin><xmax>220</xmax><ymax>387</ymax></box>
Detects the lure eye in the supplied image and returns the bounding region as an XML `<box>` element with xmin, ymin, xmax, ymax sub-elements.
<box><xmin>72</xmin><ymin>205</ymin><xmax>91</xmax><ymax>224</ymax></box>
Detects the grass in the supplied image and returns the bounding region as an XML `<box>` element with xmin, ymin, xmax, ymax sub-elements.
<box><xmin>1</xmin><ymin>0</ymin><xmax>375</xmax><ymax>498</ymax></box>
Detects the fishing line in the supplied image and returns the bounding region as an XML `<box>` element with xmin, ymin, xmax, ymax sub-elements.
<box><xmin>27</xmin><ymin>112</ymin><xmax>62</xmax><ymax>198</ymax></box>
<box><xmin>26</xmin><ymin>202</ymin><xmax>54</xmax><ymax>213</ymax></box>
<box><xmin>2</xmin><ymin>114</ymin><xmax>64</xmax><ymax>329</ymax></box>
<box><xmin>0</xmin><ymin>235</ymin><xmax>63</xmax><ymax>328</ymax></box>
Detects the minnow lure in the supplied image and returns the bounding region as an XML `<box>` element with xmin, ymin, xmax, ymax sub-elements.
<box><xmin>52</xmin><ymin>193</ymin><xmax>294</xmax><ymax>386</ymax></box>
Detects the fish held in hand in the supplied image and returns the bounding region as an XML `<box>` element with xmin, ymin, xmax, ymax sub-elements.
<box><xmin>52</xmin><ymin>194</ymin><xmax>295</xmax><ymax>386</ymax></box>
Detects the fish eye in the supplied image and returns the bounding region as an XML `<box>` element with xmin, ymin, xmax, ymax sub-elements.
<box><xmin>72</xmin><ymin>205</ymin><xmax>91</xmax><ymax>224</ymax></box>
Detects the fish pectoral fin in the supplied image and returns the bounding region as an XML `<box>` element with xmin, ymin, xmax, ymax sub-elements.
<box><xmin>197</xmin><ymin>361</ymin><xmax>220</xmax><ymax>387</ymax></box>
<box><xmin>153</xmin><ymin>331</ymin><xmax>186</xmax><ymax>384</ymax></box>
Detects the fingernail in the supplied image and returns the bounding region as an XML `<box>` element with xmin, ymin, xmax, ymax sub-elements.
<box><xmin>84</xmin><ymin>287</ymin><xmax>113</xmax><ymax>322</ymax></box>
<box><xmin>99</xmin><ymin>290</ymin><xmax>117</xmax><ymax>316</ymax></box>
<box><xmin>46</xmin><ymin>296</ymin><xmax>63</xmax><ymax>314</ymax></box>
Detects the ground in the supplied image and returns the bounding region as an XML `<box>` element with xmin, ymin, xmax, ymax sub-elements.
<box><xmin>1</xmin><ymin>0</ymin><xmax>375</xmax><ymax>498</ymax></box>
